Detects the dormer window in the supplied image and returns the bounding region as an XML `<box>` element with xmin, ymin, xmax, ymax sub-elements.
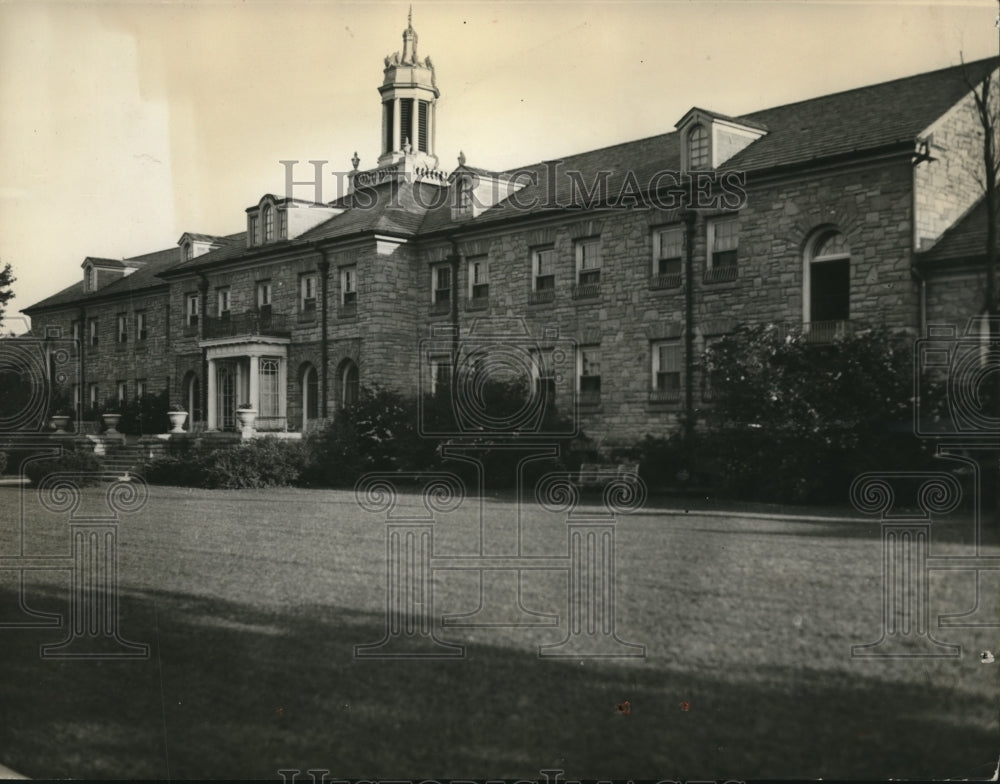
<box><xmin>263</xmin><ymin>204</ymin><xmax>274</xmax><ymax>242</ymax></box>
<box><xmin>86</xmin><ymin>266</ymin><xmax>96</xmax><ymax>292</ymax></box>
<box><xmin>278</xmin><ymin>209</ymin><xmax>287</xmax><ymax>240</ymax></box>
<box><xmin>183</xmin><ymin>243</ymin><xmax>193</xmax><ymax>262</ymax></box>
<box><xmin>688</xmin><ymin>124</ymin><xmax>710</xmax><ymax>170</ymax></box>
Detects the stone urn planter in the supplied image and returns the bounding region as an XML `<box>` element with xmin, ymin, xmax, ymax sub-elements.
<box><xmin>49</xmin><ymin>414</ymin><xmax>71</xmax><ymax>434</ymax></box>
<box><xmin>236</xmin><ymin>407</ymin><xmax>257</xmax><ymax>435</ymax></box>
<box><xmin>167</xmin><ymin>410</ymin><xmax>188</xmax><ymax>434</ymax></box>
<box><xmin>101</xmin><ymin>412</ymin><xmax>122</xmax><ymax>434</ymax></box>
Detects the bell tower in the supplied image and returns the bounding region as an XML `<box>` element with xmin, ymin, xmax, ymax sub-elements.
<box><xmin>377</xmin><ymin>8</ymin><xmax>439</xmax><ymax>169</ymax></box>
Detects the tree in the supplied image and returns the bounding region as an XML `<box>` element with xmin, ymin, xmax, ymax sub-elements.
<box><xmin>0</xmin><ymin>262</ymin><xmax>14</xmax><ymax>330</ymax></box>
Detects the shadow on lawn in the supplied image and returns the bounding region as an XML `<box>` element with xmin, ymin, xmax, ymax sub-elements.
<box><xmin>0</xmin><ymin>584</ymin><xmax>995</xmax><ymax>780</ymax></box>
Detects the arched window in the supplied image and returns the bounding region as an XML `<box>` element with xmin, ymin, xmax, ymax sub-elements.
<box><xmin>688</xmin><ymin>124</ymin><xmax>709</xmax><ymax>169</ymax></box>
<box><xmin>341</xmin><ymin>360</ymin><xmax>359</xmax><ymax>408</ymax></box>
<box><xmin>804</xmin><ymin>229</ymin><xmax>850</xmax><ymax>327</ymax></box>
<box><xmin>301</xmin><ymin>363</ymin><xmax>319</xmax><ymax>425</ymax></box>
<box><xmin>263</xmin><ymin>204</ymin><xmax>274</xmax><ymax>242</ymax></box>
<box><xmin>184</xmin><ymin>371</ymin><xmax>201</xmax><ymax>427</ymax></box>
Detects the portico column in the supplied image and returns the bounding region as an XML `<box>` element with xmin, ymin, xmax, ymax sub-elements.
<box><xmin>206</xmin><ymin>358</ymin><xmax>217</xmax><ymax>430</ymax></box>
<box><xmin>249</xmin><ymin>355</ymin><xmax>260</xmax><ymax>412</ymax></box>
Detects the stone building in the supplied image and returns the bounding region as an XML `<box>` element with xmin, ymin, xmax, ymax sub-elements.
<box><xmin>21</xmin><ymin>17</ymin><xmax>1000</xmax><ymax>447</ymax></box>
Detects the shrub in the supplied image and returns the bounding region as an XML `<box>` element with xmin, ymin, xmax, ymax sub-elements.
<box><xmin>698</xmin><ymin>324</ymin><xmax>936</xmax><ymax>504</ymax></box>
<box><xmin>146</xmin><ymin>438</ymin><xmax>312</xmax><ymax>489</ymax></box>
<box><xmin>22</xmin><ymin>450</ymin><xmax>102</xmax><ymax>486</ymax></box>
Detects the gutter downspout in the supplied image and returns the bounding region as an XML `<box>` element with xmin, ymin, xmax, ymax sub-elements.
<box><xmin>77</xmin><ymin>305</ymin><xmax>86</xmax><ymax>422</ymax></box>
<box><xmin>681</xmin><ymin>209</ymin><xmax>697</xmax><ymax>451</ymax></box>
<box><xmin>910</xmin><ymin>266</ymin><xmax>927</xmax><ymax>337</ymax></box>
<box><xmin>447</xmin><ymin>238</ymin><xmax>461</xmax><ymax>386</ymax></box>
<box><xmin>316</xmin><ymin>249</ymin><xmax>331</xmax><ymax>418</ymax></box>
<box><xmin>198</xmin><ymin>274</ymin><xmax>209</xmax><ymax>428</ymax></box>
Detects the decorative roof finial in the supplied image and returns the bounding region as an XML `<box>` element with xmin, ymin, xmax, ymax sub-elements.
<box><xmin>351</xmin><ymin>152</ymin><xmax>360</xmax><ymax>171</ymax></box>
<box><xmin>401</xmin><ymin>6</ymin><xmax>418</xmax><ymax>63</ymax></box>
<box><xmin>408</xmin><ymin>4</ymin><xmax>413</xmax><ymax>30</ymax></box>
<box><xmin>458</xmin><ymin>150</ymin><xmax>466</xmax><ymax>167</ymax></box>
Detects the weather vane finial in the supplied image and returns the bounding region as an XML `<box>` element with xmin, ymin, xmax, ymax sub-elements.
<box><xmin>408</xmin><ymin>5</ymin><xmax>413</xmax><ymax>29</ymax></box>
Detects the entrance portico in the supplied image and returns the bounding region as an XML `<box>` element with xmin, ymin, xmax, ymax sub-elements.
<box><xmin>201</xmin><ymin>336</ymin><xmax>290</xmax><ymax>432</ymax></box>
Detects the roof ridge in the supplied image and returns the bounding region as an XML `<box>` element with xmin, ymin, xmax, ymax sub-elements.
<box><xmin>740</xmin><ymin>55</ymin><xmax>998</xmax><ymax>121</ymax></box>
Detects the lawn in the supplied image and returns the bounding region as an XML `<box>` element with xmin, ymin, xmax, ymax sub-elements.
<box><xmin>0</xmin><ymin>482</ymin><xmax>996</xmax><ymax>780</ymax></box>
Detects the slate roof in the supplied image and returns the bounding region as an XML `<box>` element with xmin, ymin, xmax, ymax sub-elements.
<box><xmin>161</xmin><ymin>180</ymin><xmax>441</xmax><ymax>276</ymax></box>
<box><xmin>417</xmin><ymin>57</ymin><xmax>1000</xmax><ymax>235</ymax></box>
<box><xmin>24</xmin><ymin>237</ymin><xmax>240</xmax><ymax>313</ymax></box>
<box><xmin>23</xmin><ymin>56</ymin><xmax>1000</xmax><ymax>311</ymax></box>
<box><xmin>917</xmin><ymin>197</ymin><xmax>999</xmax><ymax>265</ymax></box>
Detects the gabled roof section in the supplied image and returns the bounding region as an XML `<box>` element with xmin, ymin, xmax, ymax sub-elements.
<box><xmin>675</xmin><ymin>106</ymin><xmax>769</xmax><ymax>133</ymax></box>
<box><xmin>917</xmin><ymin>197</ymin><xmax>998</xmax><ymax>265</ymax></box>
<box><xmin>24</xmin><ymin>244</ymin><xmax>190</xmax><ymax>313</ymax></box>
<box><xmin>727</xmin><ymin>57</ymin><xmax>998</xmax><ymax>172</ymax></box>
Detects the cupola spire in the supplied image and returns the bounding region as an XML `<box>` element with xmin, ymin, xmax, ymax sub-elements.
<box><xmin>377</xmin><ymin>9</ymin><xmax>439</xmax><ymax>169</ymax></box>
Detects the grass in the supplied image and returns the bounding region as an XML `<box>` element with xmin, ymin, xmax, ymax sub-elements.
<box><xmin>0</xmin><ymin>483</ymin><xmax>997</xmax><ymax>779</ymax></box>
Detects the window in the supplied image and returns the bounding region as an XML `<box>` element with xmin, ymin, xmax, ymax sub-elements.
<box><xmin>342</xmin><ymin>361</ymin><xmax>359</xmax><ymax>407</ymax></box>
<box><xmin>300</xmin><ymin>273</ymin><xmax>317</xmax><ymax>312</ymax></box>
<box><xmin>651</xmin><ymin>341</ymin><xmax>682</xmax><ymax>402</ymax></box>
<box><xmin>86</xmin><ymin>266</ymin><xmax>96</xmax><ymax>292</ymax></box>
<box><xmin>575</xmin><ymin>239</ymin><xmax>601</xmax><ymax>286</ymax></box>
<box><xmin>116</xmin><ymin>380</ymin><xmax>127</xmax><ymax>406</ymax></box>
<box><xmin>259</xmin><ymin>358</ymin><xmax>280</xmax><ymax>418</ymax></box>
<box><xmin>805</xmin><ymin>230</ymin><xmax>850</xmax><ymax>328</ymax></box>
<box><xmin>71</xmin><ymin>321</ymin><xmax>81</xmax><ymax>344</ymax></box>
<box><xmin>278</xmin><ymin>209</ymin><xmax>287</xmax><ymax>239</ymax></box>
<box><xmin>116</xmin><ymin>314</ymin><xmax>128</xmax><ymax>344</ymax></box>
<box><xmin>183</xmin><ymin>243</ymin><xmax>193</xmax><ymax>262</ymax></box>
<box><xmin>468</xmin><ymin>256</ymin><xmax>489</xmax><ymax>301</ymax></box>
<box><xmin>135</xmin><ymin>311</ymin><xmax>147</xmax><ymax>341</ymax></box>
<box><xmin>653</xmin><ymin>226</ymin><xmax>683</xmax><ymax>283</ymax></box>
<box><xmin>341</xmin><ymin>265</ymin><xmax>357</xmax><ymax>306</ymax></box>
<box><xmin>217</xmin><ymin>287</ymin><xmax>231</xmax><ymax>319</ymax></box>
<box><xmin>88</xmin><ymin>383</ymin><xmax>99</xmax><ymax>408</ymax></box>
<box><xmin>430</xmin><ymin>355</ymin><xmax>452</xmax><ymax>395</ymax></box>
<box><xmin>707</xmin><ymin>216</ymin><xmax>738</xmax><ymax>280</ymax></box>
<box><xmin>688</xmin><ymin>124</ymin><xmax>710</xmax><ymax>169</ymax></box>
<box><xmin>263</xmin><ymin>204</ymin><xmax>274</xmax><ymax>242</ymax></box>
<box><xmin>89</xmin><ymin>319</ymin><xmax>99</xmax><ymax>347</ymax></box>
<box><xmin>432</xmin><ymin>264</ymin><xmax>451</xmax><ymax>305</ymax></box>
<box><xmin>532</xmin><ymin>247</ymin><xmax>556</xmax><ymax>297</ymax></box>
<box><xmin>248</xmin><ymin>214</ymin><xmax>259</xmax><ymax>246</ymax></box>
<box><xmin>136</xmin><ymin>379</ymin><xmax>148</xmax><ymax>399</ymax></box>
<box><xmin>302</xmin><ymin>364</ymin><xmax>319</xmax><ymax>422</ymax></box>
<box><xmin>257</xmin><ymin>280</ymin><xmax>272</xmax><ymax>313</ymax></box>
<box><xmin>578</xmin><ymin>346</ymin><xmax>601</xmax><ymax>406</ymax></box>
<box><xmin>186</xmin><ymin>293</ymin><xmax>200</xmax><ymax>326</ymax></box>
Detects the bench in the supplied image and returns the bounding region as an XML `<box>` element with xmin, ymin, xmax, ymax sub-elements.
<box><xmin>576</xmin><ymin>462</ymin><xmax>640</xmax><ymax>489</ymax></box>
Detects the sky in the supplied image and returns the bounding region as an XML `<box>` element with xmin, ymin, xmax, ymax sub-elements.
<box><xmin>0</xmin><ymin>0</ymin><xmax>998</xmax><ymax>330</ymax></box>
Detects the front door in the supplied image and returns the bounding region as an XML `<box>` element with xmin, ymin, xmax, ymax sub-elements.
<box><xmin>218</xmin><ymin>364</ymin><xmax>236</xmax><ymax>431</ymax></box>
